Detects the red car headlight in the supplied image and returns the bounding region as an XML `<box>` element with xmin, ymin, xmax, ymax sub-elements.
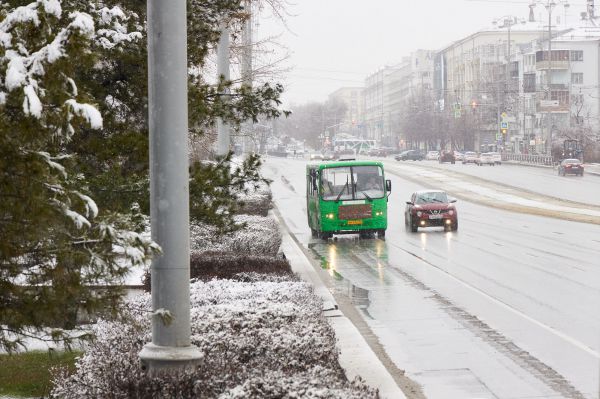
<box><xmin>416</xmin><ymin>211</ymin><xmax>422</xmax><ymax>217</ymax></box>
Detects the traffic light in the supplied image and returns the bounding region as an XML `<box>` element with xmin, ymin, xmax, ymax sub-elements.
<box><xmin>471</xmin><ymin>101</ymin><xmax>477</xmax><ymax>113</ymax></box>
<box><xmin>501</xmin><ymin>128</ymin><xmax>507</xmax><ymax>135</ymax></box>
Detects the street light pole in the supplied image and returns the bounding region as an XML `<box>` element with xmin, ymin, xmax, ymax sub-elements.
<box><xmin>140</xmin><ymin>0</ymin><xmax>201</xmax><ymax>372</ymax></box>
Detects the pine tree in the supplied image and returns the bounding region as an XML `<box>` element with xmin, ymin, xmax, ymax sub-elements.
<box><xmin>0</xmin><ymin>0</ymin><xmax>158</xmax><ymax>352</ymax></box>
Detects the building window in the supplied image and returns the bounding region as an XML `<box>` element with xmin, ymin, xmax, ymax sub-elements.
<box><xmin>571</xmin><ymin>73</ymin><xmax>583</xmax><ymax>84</ymax></box>
<box><xmin>570</xmin><ymin>50</ymin><xmax>583</xmax><ymax>61</ymax></box>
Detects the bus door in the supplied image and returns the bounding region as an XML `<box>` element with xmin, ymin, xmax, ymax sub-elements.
<box><xmin>306</xmin><ymin>167</ymin><xmax>319</xmax><ymax>228</ymax></box>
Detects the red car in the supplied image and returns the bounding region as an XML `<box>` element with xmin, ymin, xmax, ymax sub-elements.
<box><xmin>404</xmin><ymin>190</ymin><xmax>458</xmax><ymax>232</ymax></box>
<box><xmin>558</xmin><ymin>158</ymin><xmax>584</xmax><ymax>176</ymax></box>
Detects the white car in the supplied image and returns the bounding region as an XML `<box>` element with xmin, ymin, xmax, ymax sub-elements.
<box><xmin>489</xmin><ymin>152</ymin><xmax>502</xmax><ymax>165</ymax></box>
<box><xmin>425</xmin><ymin>151</ymin><xmax>439</xmax><ymax>160</ymax></box>
<box><xmin>462</xmin><ymin>151</ymin><xmax>478</xmax><ymax>164</ymax></box>
<box><xmin>454</xmin><ymin>151</ymin><xmax>465</xmax><ymax>162</ymax></box>
<box><xmin>476</xmin><ymin>152</ymin><xmax>495</xmax><ymax>166</ymax></box>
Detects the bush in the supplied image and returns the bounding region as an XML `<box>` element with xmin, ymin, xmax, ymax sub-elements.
<box><xmin>50</xmin><ymin>280</ymin><xmax>378</xmax><ymax>398</ymax></box>
<box><xmin>190</xmin><ymin>215</ymin><xmax>281</xmax><ymax>257</ymax></box>
<box><xmin>235</xmin><ymin>181</ymin><xmax>272</xmax><ymax>216</ymax></box>
<box><xmin>142</xmin><ymin>252</ymin><xmax>294</xmax><ymax>291</ymax></box>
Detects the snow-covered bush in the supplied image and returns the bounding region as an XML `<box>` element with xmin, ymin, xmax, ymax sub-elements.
<box><xmin>50</xmin><ymin>280</ymin><xmax>378</xmax><ymax>398</ymax></box>
<box><xmin>236</xmin><ymin>181</ymin><xmax>272</xmax><ymax>216</ymax></box>
<box><xmin>220</xmin><ymin>366</ymin><xmax>378</xmax><ymax>399</ymax></box>
<box><xmin>142</xmin><ymin>251</ymin><xmax>293</xmax><ymax>290</ymax></box>
<box><xmin>191</xmin><ymin>214</ymin><xmax>281</xmax><ymax>257</ymax></box>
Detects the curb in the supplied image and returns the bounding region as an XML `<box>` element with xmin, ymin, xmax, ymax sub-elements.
<box><xmin>274</xmin><ymin>213</ymin><xmax>408</xmax><ymax>399</ymax></box>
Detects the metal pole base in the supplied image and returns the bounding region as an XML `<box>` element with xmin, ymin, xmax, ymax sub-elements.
<box><xmin>139</xmin><ymin>343</ymin><xmax>202</xmax><ymax>375</ymax></box>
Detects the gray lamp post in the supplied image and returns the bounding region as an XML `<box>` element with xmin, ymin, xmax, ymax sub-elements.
<box><xmin>139</xmin><ymin>0</ymin><xmax>202</xmax><ymax>373</ymax></box>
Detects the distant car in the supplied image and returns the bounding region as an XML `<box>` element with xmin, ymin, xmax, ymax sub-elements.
<box><xmin>367</xmin><ymin>147</ymin><xmax>392</xmax><ymax>157</ymax></box>
<box><xmin>558</xmin><ymin>158</ymin><xmax>584</xmax><ymax>176</ymax></box>
<box><xmin>395</xmin><ymin>150</ymin><xmax>424</xmax><ymax>161</ymax></box>
<box><xmin>462</xmin><ymin>151</ymin><xmax>478</xmax><ymax>164</ymax></box>
<box><xmin>425</xmin><ymin>151</ymin><xmax>439</xmax><ymax>160</ymax></box>
<box><xmin>404</xmin><ymin>190</ymin><xmax>458</xmax><ymax>232</ymax></box>
<box><xmin>310</xmin><ymin>153</ymin><xmax>323</xmax><ymax>161</ymax></box>
<box><xmin>476</xmin><ymin>152</ymin><xmax>495</xmax><ymax>166</ymax></box>
<box><xmin>439</xmin><ymin>150</ymin><xmax>455</xmax><ymax>164</ymax></box>
<box><xmin>322</xmin><ymin>151</ymin><xmax>335</xmax><ymax>161</ymax></box>
<box><xmin>454</xmin><ymin>151</ymin><xmax>465</xmax><ymax>162</ymax></box>
<box><xmin>489</xmin><ymin>152</ymin><xmax>502</xmax><ymax>165</ymax></box>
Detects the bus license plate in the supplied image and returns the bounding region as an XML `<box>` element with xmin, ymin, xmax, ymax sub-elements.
<box><xmin>429</xmin><ymin>214</ymin><xmax>443</xmax><ymax>219</ymax></box>
<box><xmin>347</xmin><ymin>220</ymin><xmax>363</xmax><ymax>225</ymax></box>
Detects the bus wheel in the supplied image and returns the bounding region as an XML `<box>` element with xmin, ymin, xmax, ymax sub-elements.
<box><xmin>320</xmin><ymin>232</ymin><xmax>332</xmax><ymax>240</ymax></box>
<box><xmin>378</xmin><ymin>229</ymin><xmax>386</xmax><ymax>238</ymax></box>
<box><xmin>311</xmin><ymin>229</ymin><xmax>318</xmax><ymax>238</ymax></box>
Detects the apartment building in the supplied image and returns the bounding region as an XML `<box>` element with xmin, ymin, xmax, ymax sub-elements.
<box><xmin>328</xmin><ymin>87</ymin><xmax>364</xmax><ymax>137</ymax></box>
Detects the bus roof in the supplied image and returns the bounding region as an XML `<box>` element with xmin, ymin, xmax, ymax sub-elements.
<box><xmin>307</xmin><ymin>160</ymin><xmax>384</xmax><ymax>170</ymax></box>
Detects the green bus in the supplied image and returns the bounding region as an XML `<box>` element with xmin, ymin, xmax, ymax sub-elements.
<box><xmin>306</xmin><ymin>160</ymin><xmax>392</xmax><ymax>239</ymax></box>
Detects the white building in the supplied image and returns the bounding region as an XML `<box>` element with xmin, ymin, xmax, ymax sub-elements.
<box><xmin>328</xmin><ymin>87</ymin><xmax>364</xmax><ymax>137</ymax></box>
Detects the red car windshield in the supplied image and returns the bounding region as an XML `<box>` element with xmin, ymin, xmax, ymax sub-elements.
<box><xmin>416</xmin><ymin>192</ymin><xmax>448</xmax><ymax>204</ymax></box>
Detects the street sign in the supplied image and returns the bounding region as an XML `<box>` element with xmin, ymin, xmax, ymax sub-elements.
<box><xmin>500</xmin><ymin>122</ymin><xmax>508</xmax><ymax>129</ymax></box>
<box><xmin>496</xmin><ymin>133</ymin><xmax>502</xmax><ymax>140</ymax></box>
<box><xmin>501</xmin><ymin>112</ymin><xmax>507</xmax><ymax>118</ymax></box>
<box><xmin>454</xmin><ymin>110</ymin><xmax>461</xmax><ymax>119</ymax></box>
<box><xmin>540</xmin><ymin>100</ymin><xmax>559</xmax><ymax>107</ymax></box>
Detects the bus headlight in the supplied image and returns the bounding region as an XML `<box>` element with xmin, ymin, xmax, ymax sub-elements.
<box><xmin>326</xmin><ymin>213</ymin><xmax>335</xmax><ymax>219</ymax></box>
<box><xmin>375</xmin><ymin>211</ymin><xmax>384</xmax><ymax>217</ymax></box>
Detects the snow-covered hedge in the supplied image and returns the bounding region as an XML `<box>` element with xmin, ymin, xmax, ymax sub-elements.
<box><xmin>190</xmin><ymin>214</ymin><xmax>281</xmax><ymax>257</ymax></box>
<box><xmin>236</xmin><ymin>181</ymin><xmax>272</xmax><ymax>216</ymax></box>
<box><xmin>50</xmin><ymin>280</ymin><xmax>379</xmax><ymax>398</ymax></box>
<box><xmin>142</xmin><ymin>251</ymin><xmax>293</xmax><ymax>290</ymax></box>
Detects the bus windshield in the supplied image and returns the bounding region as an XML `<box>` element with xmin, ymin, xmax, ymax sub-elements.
<box><xmin>321</xmin><ymin>165</ymin><xmax>384</xmax><ymax>201</ymax></box>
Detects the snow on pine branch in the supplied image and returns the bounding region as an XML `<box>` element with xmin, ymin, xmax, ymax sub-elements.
<box><xmin>65</xmin><ymin>99</ymin><xmax>103</xmax><ymax>129</ymax></box>
<box><xmin>0</xmin><ymin>2</ymin><xmax>100</xmax><ymax>127</ymax></box>
<box><xmin>95</xmin><ymin>6</ymin><xmax>142</xmax><ymax>50</ymax></box>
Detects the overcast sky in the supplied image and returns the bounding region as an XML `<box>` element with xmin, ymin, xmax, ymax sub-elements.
<box><xmin>258</xmin><ymin>0</ymin><xmax>588</xmax><ymax>106</ymax></box>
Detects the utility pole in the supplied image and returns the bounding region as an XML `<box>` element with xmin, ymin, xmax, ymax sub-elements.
<box><xmin>241</xmin><ymin>0</ymin><xmax>253</xmax><ymax>154</ymax></box>
<box><xmin>140</xmin><ymin>0</ymin><xmax>201</xmax><ymax>372</ymax></box>
<box><xmin>216</xmin><ymin>23</ymin><xmax>231</xmax><ymax>157</ymax></box>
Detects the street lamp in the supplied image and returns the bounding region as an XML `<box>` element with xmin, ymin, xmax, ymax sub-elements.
<box><xmin>530</xmin><ymin>0</ymin><xmax>570</xmax><ymax>154</ymax></box>
<box><xmin>492</xmin><ymin>15</ymin><xmax>526</xmax><ymax>149</ymax></box>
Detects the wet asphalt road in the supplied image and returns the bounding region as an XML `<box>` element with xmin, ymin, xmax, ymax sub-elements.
<box><xmin>264</xmin><ymin>156</ymin><xmax>600</xmax><ymax>399</ymax></box>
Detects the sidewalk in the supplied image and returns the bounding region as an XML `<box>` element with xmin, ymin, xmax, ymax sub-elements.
<box><xmin>278</xmin><ymin>228</ymin><xmax>408</xmax><ymax>399</ymax></box>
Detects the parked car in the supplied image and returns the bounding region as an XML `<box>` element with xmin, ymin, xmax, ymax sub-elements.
<box><xmin>558</xmin><ymin>158</ymin><xmax>584</xmax><ymax>176</ymax></box>
<box><xmin>489</xmin><ymin>152</ymin><xmax>502</xmax><ymax>165</ymax></box>
<box><xmin>454</xmin><ymin>151</ymin><xmax>465</xmax><ymax>162</ymax></box>
<box><xmin>438</xmin><ymin>150</ymin><xmax>455</xmax><ymax>164</ymax></box>
<box><xmin>395</xmin><ymin>150</ymin><xmax>424</xmax><ymax>161</ymax></box>
<box><xmin>404</xmin><ymin>190</ymin><xmax>458</xmax><ymax>232</ymax></box>
<box><xmin>367</xmin><ymin>147</ymin><xmax>393</xmax><ymax>157</ymax></box>
<box><xmin>462</xmin><ymin>151</ymin><xmax>478</xmax><ymax>164</ymax></box>
<box><xmin>476</xmin><ymin>152</ymin><xmax>495</xmax><ymax>166</ymax></box>
<box><xmin>425</xmin><ymin>151</ymin><xmax>439</xmax><ymax>160</ymax></box>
